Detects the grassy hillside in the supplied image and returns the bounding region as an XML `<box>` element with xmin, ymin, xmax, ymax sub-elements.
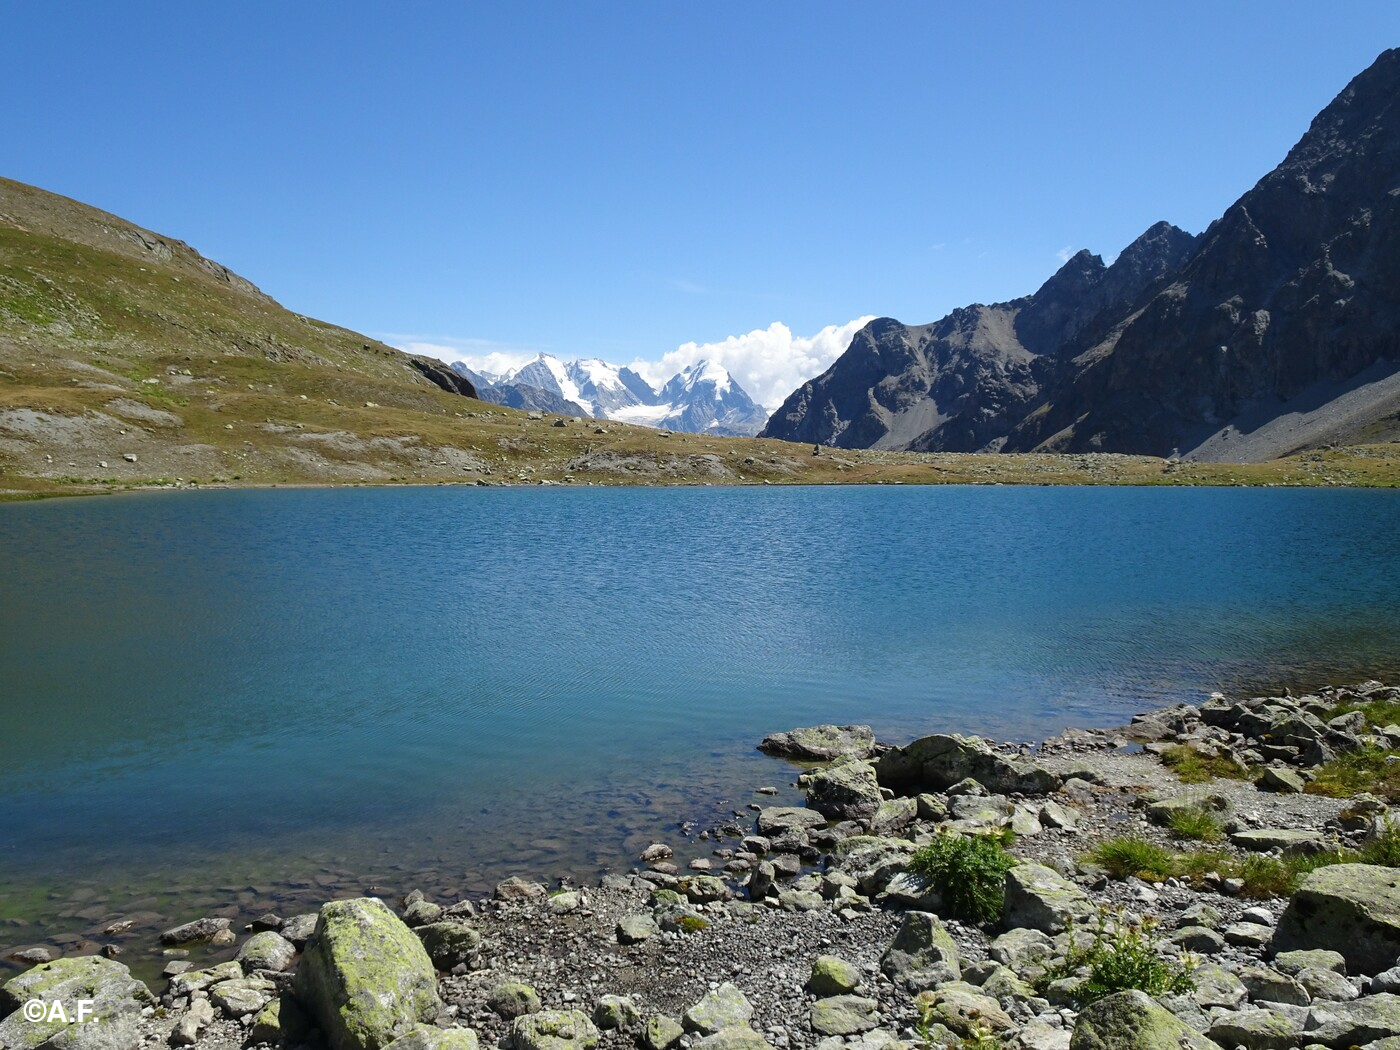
<box><xmin>1</xmin><ymin>175</ymin><xmax>1397</xmax><ymax>501</ymax></box>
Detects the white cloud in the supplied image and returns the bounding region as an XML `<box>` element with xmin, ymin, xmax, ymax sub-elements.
<box><xmin>1055</xmin><ymin>245</ymin><xmax>1075</xmax><ymax>263</ymax></box>
<box><xmin>632</xmin><ymin>317</ymin><xmax>875</xmax><ymax>411</ymax></box>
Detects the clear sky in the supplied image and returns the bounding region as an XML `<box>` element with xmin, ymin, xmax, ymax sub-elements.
<box><xmin>6</xmin><ymin>4</ymin><xmax>1399</xmax><ymax>406</ymax></box>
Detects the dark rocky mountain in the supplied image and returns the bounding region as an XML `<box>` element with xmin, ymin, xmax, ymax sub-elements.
<box><xmin>764</xmin><ymin>48</ymin><xmax>1400</xmax><ymax>461</ymax></box>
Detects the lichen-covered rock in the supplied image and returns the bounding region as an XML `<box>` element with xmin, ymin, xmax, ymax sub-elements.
<box><xmin>236</xmin><ymin>930</ymin><xmax>297</xmax><ymax>972</ymax></box>
<box><xmin>293</xmin><ymin>897</ymin><xmax>441</xmax><ymax>1050</ymax></box>
<box><xmin>382</xmin><ymin>1024</ymin><xmax>479</xmax><ymax>1050</ymax></box>
<box><xmin>210</xmin><ymin>976</ymin><xmax>276</xmax><ymax>1018</ymax></box>
<box><xmin>1273</xmin><ymin>864</ymin><xmax>1400</xmax><ymax>974</ymax></box>
<box><xmin>159</xmin><ymin>917</ymin><xmax>231</xmax><ymax>945</ymax></box>
<box><xmin>809</xmin><ymin>995</ymin><xmax>879</xmax><ymax>1036</ymax></box>
<box><xmin>1003</xmin><ymin>863</ymin><xmax>1094</xmax><ymax>934</ymax></box>
<box><xmin>1272</xmin><ymin>949</ymin><xmax>1346</xmax><ymax>976</ymax></box>
<box><xmin>759</xmin><ymin>725</ymin><xmax>876</xmax><ymax>761</ymax></box>
<box><xmin>1192</xmin><ymin>964</ymin><xmax>1248</xmax><ymax>1010</ymax></box>
<box><xmin>1304</xmin><ymin>993</ymin><xmax>1400</xmax><ymax>1047</ymax></box>
<box><xmin>804</xmin><ymin>758</ymin><xmax>883</xmax><ymax>822</ymax></box>
<box><xmin>250</xmin><ymin>995</ymin><xmax>312</xmax><ymax>1046</ymax></box>
<box><xmin>592</xmin><ymin>995</ymin><xmax>639</xmax><ymax>1031</ymax></box>
<box><xmin>806</xmin><ymin>956</ymin><xmax>862</xmax><ymax>996</ymax></box>
<box><xmin>683</xmin><ymin>984</ymin><xmax>754</xmax><ymax>1035</ymax></box>
<box><xmin>488</xmin><ymin>982</ymin><xmax>541</xmax><ymax>1020</ymax></box>
<box><xmin>1069</xmin><ymin>989</ymin><xmax>1223</xmax><ymax>1049</ymax></box>
<box><xmin>0</xmin><ymin>956</ymin><xmax>154</xmax><ymax>1050</ymax></box>
<box><xmin>641</xmin><ymin>1015</ymin><xmax>684</xmax><ymax>1050</ymax></box>
<box><xmin>989</xmin><ymin>927</ymin><xmax>1055</xmax><ymax>971</ymax></box>
<box><xmin>876</xmin><ymin>733</ymin><xmax>1061</xmax><ymax>796</ymax></box>
<box><xmin>168</xmin><ymin>961</ymin><xmax>243</xmax><ymax>997</ymax></box>
<box><xmin>1230</xmin><ymin>828</ymin><xmax>1328</xmax><ymax>854</ymax></box>
<box><xmin>918</xmin><ymin>985</ymin><xmax>1013</xmax><ymax>1036</ymax></box>
<box><xmin>1205</xmin><ymin>1007</ymin><xmax>1303</xmax><ymax>1050</ymax></box>
<box><xmin>879</xmin><ymin>911</ymin><xmax>960</xmax><ymax>992</ymax></box>
<box><xmin>509</xmin><ymin>1010</ymin><xmax>600</xmax><ymax>1050</ymax></box>
<box><xmin>690</xmin><ymin>1030</ymin><xmax>770</xmax><ymax>1050</ymax></box>
<box><xmin>1238</xmin><ymin>966</ymin><xmax>1309</xmax><ymax>1007</ymax></box>
<box><xmin>833</xmin><ymin>837</ymin><xmax>916</xmax><ymax>897</ymax></box>
<box><xmin>415</xmin><ymin>922</ymin><xmax>481</xmax><ymax>969</ymax></box>
<box><xmin>679</xmin><ymin>876</ymin><xmax>730</xmax><ymax>904</ymax></box>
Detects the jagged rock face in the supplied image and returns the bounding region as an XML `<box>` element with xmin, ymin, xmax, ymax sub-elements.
<box><xmin>765</xmin><ymin>48</ymin><xmax>1400</xmax><ymax>461</ymax></box>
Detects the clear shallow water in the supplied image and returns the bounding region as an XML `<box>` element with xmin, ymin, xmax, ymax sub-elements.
<box><xmin>1</xmin><ymin>484</ymin><xmax>1399</xmax><ymax>969</ymax></box>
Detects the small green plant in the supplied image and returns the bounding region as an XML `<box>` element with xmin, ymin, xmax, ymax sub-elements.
<box><xmin>1307</xmin><ymin>745</ymin><xmax>1400</xmax><ymax>802</ymax></box>
<box><xmin>1160</xmin><ymin>744</ymin><xmax>1249</xmax><ymax>784</ymax></box>
<box><xmin>677</xmin><ymin>914</ymin><xmax>709</xmax><ymax>934</ymax></box>
<box><xmin>1088</xmin><ymin>837</ymin><xmax>1175</xmax><ymax>881</ymax></box>
<box><xmin>1359</xmin><ymin>820</ymin><xmax>1400</xmax><ymax>866</ymax></box>
<box><xmin>908</xmin><ymin>831</ymin><xmax>1016</xmax><ymax>925</ymax></box>
<box><xmin>1041</xmin><ymin>908</ymin><xmax>1194</xmax><ymax>1006</ymax></box>
<box><xmin>1167</xmin><ymin>804</ymin><xmax>1224</xmax><ymax>843</ymax></box>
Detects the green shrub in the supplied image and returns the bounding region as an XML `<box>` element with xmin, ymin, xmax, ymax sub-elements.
<box><xmin>1041</xmin><ymin>908</ymin><xmax>1194</xmax><ymax>1006</ymax></box>
<box><xmin>677</xmin><ymin>914</ymin><xmax>709</xmax><ymax>934</ymax></box>
<box><xmin>1167</xmin><ymin>805</ymin><xmax>1223</xmax><ymax>843</ymax></box>
<box><xmin>908</xmin><ymin>831</ymin><xmax>1017</xmax><ymax>925</ymax></box>
<box><xmin>1088</xmin><ymin>837</ymin><xmax>1175</xmax><ymax>881</ymax></box>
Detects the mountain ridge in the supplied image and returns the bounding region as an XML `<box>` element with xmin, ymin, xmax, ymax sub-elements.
<box><xmin>763</xmin><ymin>48</ymin><xmax>1400</xmax><ymax>461</ymax></box>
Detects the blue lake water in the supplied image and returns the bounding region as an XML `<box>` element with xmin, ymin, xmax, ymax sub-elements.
<box><xmin>1</xmin><ymin>484</ymin><xmax>1399</xmax><ymax>965</ymax></box>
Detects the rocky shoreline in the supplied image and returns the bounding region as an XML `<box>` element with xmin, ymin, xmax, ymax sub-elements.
<box><xmin>7</xmin><ymin>682</ymin><xmax>1400</xmax><ymax>1050</ymax></box>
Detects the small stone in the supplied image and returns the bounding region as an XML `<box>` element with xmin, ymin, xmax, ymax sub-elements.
<box><xmin>487</xmin><ymin>981</ymin><xmax>541</xmax><ymax>1019</ymax></box>
<box><xmin>593</xmin><ymin>995</ymin><xmax>640</xmax><ymax>1031</ymax></box>
<box><xmin>1223</xmin><ymin>921</ymin><xmax>1273</xmax><ymax>948</ymax></box>
<box><xmin>642</xmin><ymin>1014</ymin><xmax>685</xmax><ymax>1050</ymax></box>
<box><xmin>683</xmin><ymin>983</ymin><xmax>754</xmax><ymax>1035</ymax></box>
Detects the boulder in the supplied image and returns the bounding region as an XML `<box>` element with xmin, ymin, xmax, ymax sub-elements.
<box><xmin>879</xmin><ymin>912</ymin><xmax>960</xmax><ymax>992</ymax></box>
<box><xmin>281</xmin><ymin>913</ymin><xmax>318</xmax><ymax>947</ymax></box>
<box><xmin>0</xmin><ymin>956</ymin><xmax>154</xmax><ymax>1050</ymax></box>
<box><xmin>1192</xmin><ymin>965</ymin><xmax>1248</xmax><ymax>1009</ymax></box>
<box><xmin>642</xmin><ymin>1015</ymin><xmax>685</xmax><ymax>1050</ymax></box>
<box><xmin>293</xmin><ymin>897</ymin><xmax>442</xmax><ymax>1050</ymax></box>
<box><xmin>1069</xmin><ymin>989</ymin><xmax>1223</xmax><ymax>1049</ymax></box>
<box><xmin>876</xmin><ymin>734</ymin><xmax>1060</xmax><ymax>796</ymax></box>
<box><xmin>758</xmin><ymin>725</ymin><xmax>877</xmax><ymax>761</ymax></box>
<box><xmin>988</xmin><ymin>927</ymin><xmax>1055</xmax><ymax>971</ymax></box>
<box><xmin>1238</xmin><ymin>966</ymin><xmax>1309</xmax><ymax>1007</ymax></box>
<box><xmin>382</xmin><ymin>1024</ymin><xmax>479</xmax><ymax>1050</ymax></box>
<box><xmin>1229</xmin><ymin>828</ymin><xmax>1329</xmax><ymax>854</ymax></box>
<box><xmin>235</xmin><ymin>930</ymin><xmax>297</xmax><ymax>972</ymax></box>
<box><xmin>1205</xmin><ymin>1007</ymin><xmax>1303</xmax><ymax>1050</ymax></box>
<box><xmin>488</xmin><ymin>982</ymin><xmax>541</xmax><ymax>1020</ymax></box>
<box><xmin>250</xmin><ymin>995</ymin><xmax>312</xmax><ymax>1046</ymax></box>
<box><xmin>683</xmin><ymin>984</ymin><xmax>754</xmax><ymax>1035</ymax></box>
<box><xmin>690</xmin><ymin>1030</ymin><xmax>770</xmax><ymax>1050</ymax></box>
<box><xmin>592</xmin><ymin>995</ymin><xmax>640</xmax><ymax>1031</ymax></box>
<box><xmin>755</xmin><ymin>807</ymin><xmax>826</xmax><ymax>836</ymax></box>
<box><xmin>509</xmin><ymin>1010</ymin><xmax>600</xmax><ymax>1050</ymax></box>
<box><xmin>918</xmin><ymin>985</ymin><xmax>1013</xmax><ymax>1035</ymax></box>
<box><xmin>168</xmin><ymin>961</ymin><xmax>243</xmax><ymax>997</ymax></box>
<box><xmin>617</xmin><ymin>915</ymin><xmax>659</xmax><ymax>944</ymax></box>
<box><xmin>1273</xmin><ymin>865</ymin><xmax>1400</xmax><ymax>974</ymax></box>
<box><xmin>1258</xmin><ymin>767</ymin><xmax>1306</xmax><ymax>793</ymax></box>
<box><xmin>809</xmin><ymin>996</ymin><xmax>879</xmax><ymax>1036</ymax></box>
<box><xmin>495</xmin><ymin>877</ymin><xmax>547</xmax><ymax>900</ymax></box>
<box><xmin>172</xmin><ymin>999</ymin><xmax>215</xmax><ymax>1046</ymax></box>
<box><xmin>806</xmin><ymin>956</ymin><xmax>862</xmax><ymax>997</ymax></box>
<box><xmin>210</xmin><ymin>976</ymin><xmax>276</xmax><ymax>1018</ymax></box>
<box><xmin>1003</xmin><ymin>863</ymin><xmax>1094</xmax><ymax>934</ymax></box>
<box><xmin>803</xmin><ymin>758</ymin><xmax>883</xmax><ymax>822</ymax></box>
<box><xmin>416</xmin><ymin>922</ymin><xmax>481</xmax><ymax>969</ymax></box>
<box><xmin>159</xmin><ymin>917</ymin><xmax>231</xmax><ymax>945</ymax></box>
<box><xmin>1272</xmin><ymin>949</ymin><xmax>1346</xmax><ymax>976</ymax></box>
<box><xmin>1305</xmin><ymin>993</ymin><xmax>1400</xmax><ymax>1047</ymax></box>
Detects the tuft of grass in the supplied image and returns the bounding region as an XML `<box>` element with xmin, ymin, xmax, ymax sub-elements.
<box><xmin>1331</xmin><ymin>699</ymin><xmax>1400</xmax><ymax>730</ymax></box>
<box><xmin>1160</xmin><ymin>745</ymin><xmax>1250</xmax><ymax>784</ymax></box>
<box><xmin>1306</xmin><ymin>745</ymin><xmax>1400</xmax><ymax>802</ymax></box>
<box><xmin>1359</xmin><ymin>821</ymin><xmax>1400</xmax><ymax>867</ymax></box>
<box><xmin>1167</xmin><ymin>805</ymin><xmax>1224</xmax><ymax>843</ymax></box>
<box><xmin>677</xmin><ymin>915</ymin><xmax>709</xmax><ymax>934</ymax></box>
<box><xmin>1089</xmin><ymin>837</ymin><xmax>1175</xmax><ymax>882</ymax></box>
<box><xmin>908</xmin><ymin>831</ymin><xmax>1017</xmax><ymax>926</ymax></box>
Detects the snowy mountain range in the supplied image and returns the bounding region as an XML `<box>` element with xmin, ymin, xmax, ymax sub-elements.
<box><xmin>453</xmin><ymin>354</ymin><xmax>770</xmax><ymax>436</ymax></box>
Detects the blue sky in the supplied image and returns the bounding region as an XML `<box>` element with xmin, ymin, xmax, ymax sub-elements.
<box><xmin>6</xmin><ymin>4</ymin><xmax>1399</xmax><ymax>405</ymax></box>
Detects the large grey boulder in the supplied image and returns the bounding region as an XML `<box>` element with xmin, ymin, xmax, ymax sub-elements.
<box><xmin>1205</xmin><ymin>1007</ymin><xmax>1303</xmax><ymax>1049</ymax></box>
<box><xmin>293</xmin><ymin>897</ymin><xmax>442</xmax><ymax>1050</ymax></box>
<box><xmin>808</xmin><ymin>996</ymin><xmax>879</xmax><ymax>1036</ymax></box>
<box><xmin>1003</xmin><ymin>863</ymin><xmax>1094</xmax><ymax>934</ymax></box>
<box><xmin>1069</xmin><ymin>990</ymin><xmax>1223</xmax><ymax>1049</ymax></box>
<box><xmin>803</xmin><ymin>758</ymin><xmax>883</xmax><ymax>822</ymax></box>
<box><xmin>876</xmin><ymin>734</ymin><xmax>1060</xmax><ymax>796</ymax></box>
<box><xmin>755</xmin><ymin>807</ymin><xmax>826</xmax><ymax>836</ymax></box>
<box><xmin>879</xmin><ymin>912</ymin><xmax>960</xmax><ymax>991</ymax></box>
<box><xmin>0</xmin><ymin>956</ymin><xmax>154</xmax><ymax>1050</ymax></box>
<box><xmin>832</xmin><ymin>836</ymin><xmax>916</xmax><ymax>896</ymax></box>
<box><xmin>759</xmin><ymin>725</ymin><xmax>876</xmax><ymax>761</ymax></box>
<box><xmin>416</xmin><ymin>922</ymin><xmax>481</xmax><ymax>969</ymax></box>
<box><xmin>382</xmin><ymin>1024</ymin><xmax>479</xmax><ymax>1050</ymax></box>
<box><xmin>1273</xmin><ymin>864</ymin><xmax>1400</xmax><ymax>974</ymax></box>
<box><xmin>1304</xmin><ymin>993</ymin><xmax>1400</xmax><ymax>1047</ymax></box>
